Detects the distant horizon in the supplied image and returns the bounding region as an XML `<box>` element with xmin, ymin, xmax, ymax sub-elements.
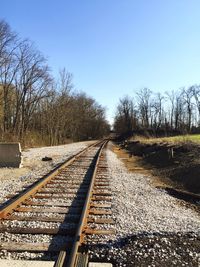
<box><xmin>2</xmin><ymin>0</ymin><xmax>200</xmax><ymax>125</ymax></box>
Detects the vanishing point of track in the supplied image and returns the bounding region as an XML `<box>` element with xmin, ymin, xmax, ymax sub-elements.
<box><xmin>0</xmin><ymin>140</ymin><xmax>114</xmax><ymax>266</ymax></box>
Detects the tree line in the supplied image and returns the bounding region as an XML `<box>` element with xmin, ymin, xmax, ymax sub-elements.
<box><xmin>0</xmin><ymin>20</ymin><xmax>109</xmax><ymax>146</ymax></box>
<box><xmin>114</xmin><ymin>86</ymin><xmax>200</xmax><ymax>137</ymax></box>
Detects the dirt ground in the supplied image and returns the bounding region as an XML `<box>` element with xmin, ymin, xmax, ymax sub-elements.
<box><xmin>111</xmin><ymin>144</ymin><xmax>174</xmax><ymax>191</ymax></box>
<box><xmin>116</xmin><ymin>141</ymin><xmax>200</xmax><ymax>195</ymax></box>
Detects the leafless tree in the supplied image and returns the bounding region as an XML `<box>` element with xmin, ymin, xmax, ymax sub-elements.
<box><xmin>114</xmin><ymin>86</ymin><xmax>200</xmax><ymax>136</ymax></box>
<box><xmin>191</xmin><ymin>85</ymin><xmax>200</xmax><ymax>126</ymax></box>
<box><xmin>11</xmin><ymin>41</ymin><xmax>52</xmax><ymax>140</ymax></box>
<box><xmin>181</xmin><ymin>87</ymin><xmax>194</xmax><ymax>132</ymax></box>
<box><xmin>0</xmin><ymin>20</ymin><xmax>110</xmax><ymax>145</ymax></box>
<box><xmin>136</xmin><ymin>88</ymin><xmax>152</xmax><ymax>128</ymax></box>
<box><xmin>114</xmin><ymin>96</ymin><xmax>137</xmax><ymax>136</ymax></box>
<box><xmin>165</xmin><ymin>90</ymin><xmax>176</xmax><ymax>129</ymax></box>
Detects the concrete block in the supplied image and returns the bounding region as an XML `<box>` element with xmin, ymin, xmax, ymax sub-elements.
<box><xmin>88</xmin><ymin>263</ymin><xmax>113</xmax><ymax>267</ymax></box>
<box><xmin>0</xmin><ymin>143</ymin><xmax>22</xmax><ymax>168</ymax></box>
<box><xmin>0</xmin><ymin>259</ymin><xmax>55</xmax><ymax>267</ymax></box>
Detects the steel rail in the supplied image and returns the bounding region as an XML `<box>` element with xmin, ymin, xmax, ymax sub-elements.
<box><xmin>55</xmin><ymin>140</ymin><xmax>108</xmax><ymax>267</ymax></box>
<box><xmin>0</xmin><ymin>140</ymin><xmax>102</xmax><ymax>219</ymax></box>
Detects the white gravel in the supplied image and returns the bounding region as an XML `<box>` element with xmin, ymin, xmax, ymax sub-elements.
<box><xmin>0</xmin><ymin>233</ymin><xmax>72</xmax><ymax>244</ymax></box>
<box><xmin>1</xmin><ymin>143</ymin><xmax>199</xmax><ymax>264</ymax></box>
<box><xmin>86</xmin><ymin>147</ymin><xmax>200</xmax><ymax>266</ymax></box>
<box><xmin>106</xmin><ymin>149</ymin><xmax>200</xmax><ymax>237</ymax></box>
<box><xmin>1</xmin><ymin>220</ymin><xmax>76</xmax><ymax>229</ymax></box>
<box><xmin>0</xmin><ymin>141</ymin><xmax>94</xmax><ymax>206</ymax></box>
<box><xmin>0</xmin><ymin>143</ymin><xmax>100</xmax><ymax>261</ymax></box>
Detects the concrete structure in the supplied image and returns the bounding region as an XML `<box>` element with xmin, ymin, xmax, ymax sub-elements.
<box><xmin>0</xmin><ymin>260</ymin><xmax>112</xmax><ymax>267</ymax></box>
<box><xmin>88</xmin><ymin>263</ymin><xmax>113</xmax><ymax>267</ymax></box>
<box><xmin>0</xmin><ymin>260</ymin><xmax>54</xmax><ymax>267</ymax></box>
<box><xmin>0</xmin><ymin>143</ymin><xmax>22</xmax><ymax>168</ymax></box>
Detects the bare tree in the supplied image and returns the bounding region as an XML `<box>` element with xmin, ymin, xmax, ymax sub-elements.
<box><xmin>12</xmin><ymin>41</ymin><xmax>52</xmax><ymax>139</ymax></box>
<box><xmin>0</xmin><ymin>20</ymin><xmax>17</xmax><ymax>69</ymax></box>
<box><xmin>136</xmin><ymin>88</ymin><xmax>152</xmax><ymax>128</ymax></box>
<box><xmin>114</xmin><ymin>96</ymin><xmax>137</xmax><ymax>136</ymax></box>
<box><xmin>0</xmin><ymin>20</ymin><xmax>110</xmax><ymax>145</ymax></box>
<box><xmin>181</xmin><ymin>87</ymin><xmax>194</xmax><ymax>132</ymax></box>
<box><xmin>0</xmin><ymin>20</ymin><xmax>20</xmax><ymax>133</ymax></box>
<box><xmin>191</xmin><ymin>85</ymin><xmax>200</xmax><ymax>126</ymax></box>
<box><xmin>114</xmin><ymin>87</ymin><xmax>199</xmax><ymax>136</ymax></box>
<box><xmin>165</xmin><ymin>90</ymin><xmax>176</xmax><ymax>129</ymax></box>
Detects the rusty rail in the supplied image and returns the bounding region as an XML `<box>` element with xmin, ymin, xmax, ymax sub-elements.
<box><xmin>55</xmin><ymin>140</ymin><xmax>108</xmax><ymax>267</ymax></box>
<box><xmin>0</xmin><ymin>140</ymin><xmax>102</xmax><ymax>219</ymax></box>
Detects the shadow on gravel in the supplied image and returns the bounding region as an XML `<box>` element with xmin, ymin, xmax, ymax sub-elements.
<box><xmin>42</xmin><ymin>153</ymin><xmax>98</xmax><ymax>262</ymax></box>
<box><xmin>0</xmin><ymin>151</ymin><xmax>99</xmax><ymax>262</ymax></box>
<box><xmin>85</xmin><ymin>232</ymin><xmax>200</xmax><ymax>267</ymax></box>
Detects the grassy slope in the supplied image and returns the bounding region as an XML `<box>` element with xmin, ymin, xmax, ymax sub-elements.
<box><xmin>133</xmin><ymin>134</ymin><xmax>200</xmax><ymax>144</ymax></box>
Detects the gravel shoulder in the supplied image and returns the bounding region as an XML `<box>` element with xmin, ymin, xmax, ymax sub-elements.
<box><xmin>0</xmin><ymin>141</ymin><xmax>94</xmax><ymax>206</ymax></box>
<box><xmin>88</xmin><ymin>145</ymin><xmax>200</xmax><ymax>266</ymax></box>
<box><xmin>107</xmin><ymin>149</ymin><xmax>200</xmax><ymax>235</ymax></box>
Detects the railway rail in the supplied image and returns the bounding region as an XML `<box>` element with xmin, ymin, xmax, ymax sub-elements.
<box><xmin>0</xmin><ymin>140</ymin><xmax>115</xmax><ymax>266</ymax></box>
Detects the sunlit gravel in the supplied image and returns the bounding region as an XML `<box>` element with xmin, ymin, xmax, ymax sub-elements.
<box><xmin>87</xmin><ymin>147</ymin><xmax>200</xmax><ymax>267</ymax></box>
<box><xmin>0</xmin><ymin>141</ymin><xmax>93</xmax><ymax>206</ymax></box>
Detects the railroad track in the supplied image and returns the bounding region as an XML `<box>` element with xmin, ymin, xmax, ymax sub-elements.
<box><xmin>0</xmin><ymin>140</ymin><xmax>115</xmax><ymax>266</ymax></box>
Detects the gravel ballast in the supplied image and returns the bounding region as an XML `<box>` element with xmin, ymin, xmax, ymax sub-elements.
<box><xmin>87</xmin><ymin>148</ymin><xmax>200</xmax><ymax>267</ymax></box>
<box><xmin>0</xmin><ymin>141</ymin><xmax>94</xmax><ymax>206</ymax></box>
<box><xmin>0</xmin><ymin>142</ymin><xmax>98</xmax><ymax>261</ymax></box>
<box><xmin>107</xmin><ymin>150</ymin><xmax>199</xmax><ymax>234</ymax></box>
<box><xmin>0</xmin><ymin>142</ymin><xmax>199</xmax><ymax>265</ymax></box>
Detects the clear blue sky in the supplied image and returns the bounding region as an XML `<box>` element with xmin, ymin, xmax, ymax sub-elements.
<box><xmin>2</xmin><ymin>1</ymin><xmax>200</xmax><ymax>124</ymax></box>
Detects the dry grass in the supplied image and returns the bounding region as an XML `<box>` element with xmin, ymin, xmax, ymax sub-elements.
<box><xmin>0</xmin><ymin>131</ymin><xmax>74</xmax><ymax>149</ymax></box>
<box><xmin>131</xmin><ymin>134</ymin><xmax>200</xmax><ymax>144</ymax></box>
